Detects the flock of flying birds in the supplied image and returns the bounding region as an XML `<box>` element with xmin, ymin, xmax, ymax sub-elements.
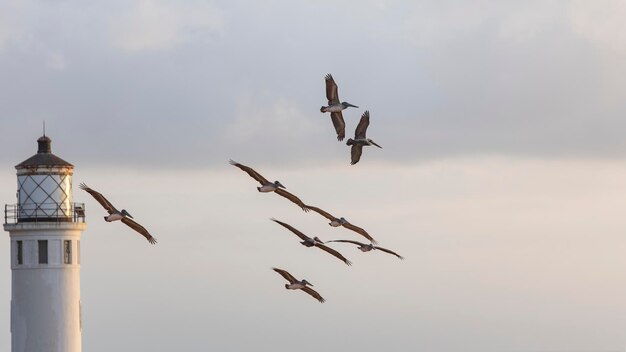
<box><xmin>321</xmin><ymin>74</ymin><xmax>382</xmax><ymax>165</ymax></box>
<box><xmin>231</xmin><ymin>74</ymin><xmax>402</xmax><ymax>303</ymax></box>
<box><xmin>77</xmin><ymin>74</ymin><xmax>400</xmax><ymax>304</ymax></box>
<box><xmin>229</xmin><ymin>159</ymin><xmax>403</xmax><ymax>303</ymax></box>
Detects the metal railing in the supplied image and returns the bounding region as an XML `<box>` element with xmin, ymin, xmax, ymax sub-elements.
<box><xmin>4</xmin><ymin>203</ymin><xmax>86</xmax><ymax>224</ymax></box>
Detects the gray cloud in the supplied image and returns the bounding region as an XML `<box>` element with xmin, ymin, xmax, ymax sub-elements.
<box><xmin>4</xmin><ymin>1</ymin><xmax>626</xmax><ymax>169</ymax></box>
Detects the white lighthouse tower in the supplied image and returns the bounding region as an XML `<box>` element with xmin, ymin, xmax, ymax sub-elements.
<box><xmin>3</xmin><ymin>134</ymin><xmax>86</xmax><ymax>352</ymax></box>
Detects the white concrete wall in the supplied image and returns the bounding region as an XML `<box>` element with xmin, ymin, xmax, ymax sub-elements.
<box><xmin>5</xmin><ymin>222</ymin><xmax>86</xmax><ymax>352</ymax></box>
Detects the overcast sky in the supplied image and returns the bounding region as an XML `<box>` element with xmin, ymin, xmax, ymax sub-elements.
<box><xmin>1</xmin><ymin>1</ymin><xmax>626</xmax><ymax>351</ymax></box>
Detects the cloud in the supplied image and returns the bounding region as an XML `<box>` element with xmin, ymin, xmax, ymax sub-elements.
<box><xmin>44</xmin><ymin>52</ymin><xmax>67</xmax><ymax>70</ymax></box>
<box><xmin>221</xmin><ymin>95</ymin><xmax>341</xmax><ymax>166</ymax></box>
<box><xmin>4</xmin><ymin>157</ymin><xmax>626</xmax><ymax>351</ymax></box>
<box><xmin>570</xmin><ymin>0</ymin><xmax>626</xmax><ymax>54</ymax></box>
<box><xmin>0</xmin><ymin>1</ymin><xmax>31</xmax><ymax>52</ymax></box>
<box><xmin>384</xmin><ymin>0</ymin><xmax>626</xmax><ymax>161</ymax></box>
<box><xmin>225</xmin><ymin>96</ymin><xmax>319</xmax><ymax>143</ymax></box>
<box><xmin>110</xmin><ymin>0</ymin><xmax>224</xmax><ymax>52</ymax></box>
<box><xmin>568</xmin><ymin>0</ymin><xmax>626</xmax><ymax>106</ymax></box>
<box><xmin>402</xmin><ymin>1</ymin><xmax>567</xmax><ymax>47</ymax></box>
<box><xmin>0</xmin><ymin>22</ymin><xmax>9</xmax><ymax>52</ymax></box>
<box><xmin>3</xmin><ymin>0</ymin><xmax>626</xmax><ymax>170</ymax></box>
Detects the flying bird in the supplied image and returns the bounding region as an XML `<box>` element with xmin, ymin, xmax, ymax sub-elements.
<box><xmin>326</xmin><ymin>240</ymin><xmax>403</xmax><ymax>260</ymax></box>
<box><xmin>306</xmin><ymin>205</ymin><xmax>377</xmax><ymax>244</ymax></box>
<box><xmin>78</xmin><ymin>183</ymin><xmax>157</xmax><ymax>245</ymax></box>
<box><xmin>271</xmin><ymin>218</ymin><xmax>351</xmax><ymax>266</ymax></box>
<box><xmin>320</xmin><ymin>74</ymin><xmax>358</xmax><ymax>141</ymax></box>
<box><xmin>272</xmin><ymin>267</ymin><xmax>325</xmax><ymax>303</ymax></box>
<box><xmin>229</xmin><ymin>160</ymin><xmax>309</xmax><ymax>212</ymax></box>
<box><xmin>346</xmin><ymin>111</ymin><xmax>382</xmax><ymax>165</ymax></box>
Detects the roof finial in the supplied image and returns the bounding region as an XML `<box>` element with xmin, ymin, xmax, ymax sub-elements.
<box><xmin>37</xmin><ymin>122</ymin><xmax>51</xmax><ymax>154</ymax></box>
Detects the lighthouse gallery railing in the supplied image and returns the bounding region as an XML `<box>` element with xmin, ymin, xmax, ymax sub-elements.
<box><xmin>4</xmin><ymin>203</ymin><xmax>86</xmax><ymax>224</ymax></box>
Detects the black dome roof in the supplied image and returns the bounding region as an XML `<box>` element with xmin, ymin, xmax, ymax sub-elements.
<box><xmin>15</xmin><ymin>135</ymin><xmax>73</xmax><ymax>169</ymax></box>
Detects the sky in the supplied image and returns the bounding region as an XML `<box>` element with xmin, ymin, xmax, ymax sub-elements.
<box><xmin>1</xmin><ymin>0</ymin><xmax>626</xmax><ymax>351</ymax></box>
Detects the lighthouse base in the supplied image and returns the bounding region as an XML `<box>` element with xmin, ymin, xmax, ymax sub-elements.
<box><xmin>5</xmin><ymin>222</ymin><xmax>86</xmax><ymax>352</ymax></box>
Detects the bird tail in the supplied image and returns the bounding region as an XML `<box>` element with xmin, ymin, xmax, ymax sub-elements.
<box><xmin>284</xmin><ymin>284</ymin><xmax>290</xmax><ymax>289</ymax></box>
<box><xmin>346</xmin><ymin>138</ymin><xmax>355</xmax><ymax>146</ymax></box>
<box><xmin>256</xmin><ymin>187</ymin><xmax>261</xmax><ymax>192</ymax></box>
<box><xmin>320</xmin><ymin>106</ymin><xmax>327</xmax><ymax>113</ymax></box>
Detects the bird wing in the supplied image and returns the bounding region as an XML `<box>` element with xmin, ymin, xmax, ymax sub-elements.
<box><xmin>326</xmin><ymin>239</ymin><xmax>367</xmax><ymax>246</ymax></box>
<box><xmin>350</xmin><ymin>144</ymin><xmax>363</xmax><ymax>165</ymax></box>
<box><xmin>375</xmin><ymin>246</ymin><xmax>404</xmax><ymax>259</ymax></box>
<box><xmin>301</xmin><ymin>286</ymin><xmax>326</xmax><ymax>303</ymax></box>
<box><xmin>325</xmin><ymin>74</ymin><xmax>339</xmax><ymax>105</ymax></box>
<box><xmin>274</xmin><ymin>189</ymin><xmax>310</xmax><ymax>212</ymax></box>
<box><xmin>229</xmin><ymin>159</ymin><xmax>269</xmax><ymax>185</ymax></box>
<box><xmin>272</xmin><ymin>267</ymin><xmax>297</xmax><ymax>284</ymax></box>
<box><xmin>314</xmin><ymin>243</ymin><xmax>352</xmax><ymax>266</ymax></box>
<box><xmin>330</xmin><ymin>112</ymin><xmax>345</xmax><ymax>141</ymax></box>
<box><xmin>120</xmin><ymin>217</ymin><xmax>157</xmax><ymax>244</ymax></box>
<box><xmin>354</xmin><ymin>110</ymin><xmax>370</xmax><ymax>139</ymax></box>
<box><xmin>306</xmin><ymin>205</ymin><xmax>336</xmax><ymax>221</ymax></box>
<box><xmin>342</xmin><ymin>222</ymin><xmax>377</xmax><ymax>243</ymax></box>
<box><xmin>79</xmin><ymin>183</ymin><xmax>116</xmax><ymax>214</ymax></box>
<box><xmin>271</xmin><ymin>218</ymin><xmax>311</xmax><ymax>242</ymax></box>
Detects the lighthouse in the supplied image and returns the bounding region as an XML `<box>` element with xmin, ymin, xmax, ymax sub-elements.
<box><xmin>3</xmin><ymin>134</ymin><xmax>86</xmax><ymax>352</ymax></box>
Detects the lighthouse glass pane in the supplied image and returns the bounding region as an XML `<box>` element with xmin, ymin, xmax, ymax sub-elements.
<box><xmin>38</xmin><ymin>240</ymin><xmax>48</xmax><ymax>264</ymax></box>
<box><xmin>18</xmin><ymin>175</ymin><xmax>38</xmax><ymax>218</ymax></box>
<box><xmin>17</xmin><ymin>173</ymin><xmax>73</xmax><ymax>220</ymax></box>
<box><xmin>16</xmin><ymin>241</ymin><xmax>23</xmax><ymax>265</ymax></box>
<box><xmin>64</xmin><ymin>240</ymin><xmax>72</xmax><ymax>264</ymax></box>
<box><xmin>58</xmin><ymin>175</ymin><xmax>72</xmax><ymax>216</ymax></box>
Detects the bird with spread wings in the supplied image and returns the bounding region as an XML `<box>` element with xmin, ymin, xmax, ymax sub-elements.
<box><xmin>271</xmin><ymin>218</ymin><xmax>351</xmax><ymax>266</ymax></box>
<box><xmin>229</xmin><ymin>160</ymin><xmax>310</xmax><ymax>212</ymax></box>
<box><xmin>79</xmin><ymin>183</ymin><xmax>157</xmax><ymax>245</ymax></box>
<box><xmin>272</xmin><ymin>267</ymin><xmax>325</xmax><ymax>303</ymax></box>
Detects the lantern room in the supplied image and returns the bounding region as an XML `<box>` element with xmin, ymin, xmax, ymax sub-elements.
<box><xmin>5</xmin><ymin>135</ymin><xmax>84</xmax><ymax>223</ymax></box>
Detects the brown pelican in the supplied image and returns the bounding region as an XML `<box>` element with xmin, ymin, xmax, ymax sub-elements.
<box><xmin>272</xmin><ymin>267</ymin><xmax>325</xmax><ymax>303</ymax></box>
<box><xmin>229</xmin><ymin>160</ymin><xmax>309</xmax><ymax>212</ymax></box>
<box><xmin>320</xmin><ymin>74</ymin><xmax>358</xmax><ymax>141</ymax></box>
<box><xmin>79</xmin><ymin>183</ymin><xmax>157</xmax><ymax>245</ymax></box>
<box><xmin>326</xmin><ymin>240</ymin><xmax>403</xmax><ymax>259</ymax></box>
<box><xmin>306</xmin><ymin>205</ymin><xmax>377</xmax><ymax>244</ymax></box>
<box><xmin>271</xmin><ymin>218</ymin><xmax>351</xmax><ymax>266</ymax></box>
<box><xmin>346</xmin><ymin>111</ymin><xmax>382</xmax><ymax>165</ymax></box>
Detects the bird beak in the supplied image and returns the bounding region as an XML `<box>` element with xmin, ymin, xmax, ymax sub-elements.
<box><xmin>123</xmin><ymin>210</ymin><xmax>134</xmax><ymax>218</ymax></box>
<box><xmin>371</xmin><ymin>141</ymin><xmax>382</xmax><ymax>148</ymax></box>
<box><xmin>346</xmin><ymin>103</ymin><xmax>358</xmax><ymax>108</ymax></box>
